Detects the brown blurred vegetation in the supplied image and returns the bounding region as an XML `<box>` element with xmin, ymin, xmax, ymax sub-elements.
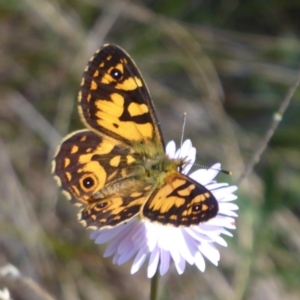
<box><xmin>1</xmin><ymin>1</ymin><xmax>300</xmax><ymax>299</ymax></box>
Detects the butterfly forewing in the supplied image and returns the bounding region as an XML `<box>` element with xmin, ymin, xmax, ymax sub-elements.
<box><xmin>78</xmin><ymin>44</ymin><xmax>164</xmax><ymax>148</ymax></box>
<box><xmin>142</xmin><ymin>173</ymin><xmax>219</xmax><ymax>226</ymax></box>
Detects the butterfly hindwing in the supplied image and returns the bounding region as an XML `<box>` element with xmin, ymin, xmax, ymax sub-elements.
<box><xmin>142</xmin><ymin>173</ymin><xmax>219</xmax><ymax>226</ymax></box>
<box><xmin>52</xmin><ymin>129</ymin><xmax>140</xmax><ymax>205</ymax></box>
<box><xmin>78</xmin><ymin>181</ymin><xmax>155</xmax><ymax>229</ymax></box>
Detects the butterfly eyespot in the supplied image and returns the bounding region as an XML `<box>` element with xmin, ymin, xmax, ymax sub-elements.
<box><xmin>110</xmin><ymin>68</ymin><xmax>123</xmax><ymax>80</ymax></box>
<box><xmin>192</xmin><ymin>204</ymin><xmax>202</xmax><ymax>212</ymax></box>
<box><xmin>98</xmin><ymin>202</ymin><xmax>108</xmax><ymax>209</ymax></box>
<box><xmin>82</xmin><ymin>176</ymin><xmax>95</xmax><ymax>189</ymax></box>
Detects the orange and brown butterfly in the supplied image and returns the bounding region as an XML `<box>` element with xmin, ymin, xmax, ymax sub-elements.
<box><xmin>52</xmin><ymin>44</ymin><xmax>218</xmax><ymax>230</ymax></box>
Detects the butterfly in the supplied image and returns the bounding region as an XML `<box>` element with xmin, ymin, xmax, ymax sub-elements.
<box><xmin>52</xmin><ymin>44</ymin><xmax>218</xmax><ymax>230</ymax></box>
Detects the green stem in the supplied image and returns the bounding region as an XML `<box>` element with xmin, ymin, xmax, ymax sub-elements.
<box><xmin>150</xmin><ymin>267</ymin><xmax>160</xmax><ymax>300</ymax></box>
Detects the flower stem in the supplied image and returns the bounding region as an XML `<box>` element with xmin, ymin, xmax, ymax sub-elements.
<box><xmin>150</xmin><ymin>268</ymin><xmax>160</xmax><ymax>300</ymax></box>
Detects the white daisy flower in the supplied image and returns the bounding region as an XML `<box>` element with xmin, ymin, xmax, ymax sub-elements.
<box><xmin>90</xmin><ymin>140</ymin><xmax>238</xmax><ymax>278</ymax></box>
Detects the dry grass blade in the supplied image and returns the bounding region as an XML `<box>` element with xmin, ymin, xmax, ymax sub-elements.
<box><xmin>6</xmin><ymin>92</ymin><xmax>61</xmax><ymax>151</ymax></box>
<box><xmin>0</xmin><ymin>264</ymin><xmax>55</xmax><ymax>300</ymax></box>
<box><xmin>236</xmin><ymin>67</ymin><xmax>300</xmax><ymax>185</ymax></box>
<box><xmin>0</xmin><ymin>137</ymin><xmax>55</xmax><ymax>281</ymax></box>
<box><xmin>22</xmin><ymin>0</ymin><xmax>84</xmax><ymax>45</ymax></box>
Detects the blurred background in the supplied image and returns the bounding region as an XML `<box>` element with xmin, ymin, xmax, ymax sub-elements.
<box><xmin>1</xmin><ymin>1</ymin><xmax>300</xmax><ymax>299</ymax></box>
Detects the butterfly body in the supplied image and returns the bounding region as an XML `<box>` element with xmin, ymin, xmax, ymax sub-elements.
<box><xmin>52</xmin><ymin>44</ymin><xmax>218</xmax><ymax>230</ymax></box>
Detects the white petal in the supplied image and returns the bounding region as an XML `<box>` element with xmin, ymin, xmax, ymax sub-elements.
<box><xmin>194</xmin><ymin>224</ymin><xmax>224</xmax><ymax>234</ymax></box>
<box><xmin>166</xmin><ymin>140</ymin><xmax>176</xmax><ymax>158</ymax></box>
<box><xmin>147</xmin><ymin>246</ymin><xmax>160</xmax><ymax>278</ymax></box>
<box><xmin>174</xmin><ymin>254</ymin><xmax>186</xmax><ymax>274</ymax></box>
<box><xmin>131</xmin><ymin>247</ymin><xmax>148</xmax><ymax>274</ymax></box>
<box><xmin>212</xmin><ymin>186</ymin><xmax>238</xmax><ymax>200</ymax></box>
<box><xmin>179</xmin><ymin>139</ymin><xmax>192</xmax><ymax>158</ymax></box>
<box><xmin>159</xmin><ymin>249</ymin><xmax>171</xmax><ymax>275</ymax></box>
<box><xmin>157</xmin><ymin>227</ymin><xmax>173</xmax><ymax>250</ymax></box>
<box><xmin>208</xmin><ymin>234</ymin><xmax>228</xmax><ymax>247</ymax></box>
<box><xmin>210</xmin><ymin>163</ymin><xmax>221</xmax><ymax>170</ymax></box>
<box><xmin>103</xmin><ymin>233</ymin><xmax>127</xmax><ymax>257</ymax></box>
<box><xmin>145</xmin><ymin>224</ymin><xmax>159</xmax><ymax>251</ymax></box>
<box><xmin>175</xmin><ymin>139</ymin><xmax>191</xmax><ymax>159</ymax></box>
<box><xmin>117</xmin><ymin>244</ymin><xmax>138</xmax><ymax>264</ymax></box>
<box><xmin>182</xmin><ymin>146</ymin><xmax>196</xmax><ymax>174</ymax></box>
<box><xmin>170</xmin><ymin>246</ymin><xmax>181</xmax><ymax>264</ymax></box>
<box><xmin>90</xmin><ymin>230</ymin><xmax>99</xmax><ymax>240</ymax></box>
<box><xmin>218</xmin><ymin>208</ymin><xmax>238</xmax><ymax>218</ymax></box>
<box><xmin>131</xmin><ymin>222</ymin><xmax>147</xmax><ymax>245</ymax></box>
<box><xmin>112</xmin><ymin>253</ymin><xmax>120</xmax><ymax>264</ymax></box>
<box><xmin>177</xmin><ymin>230</ymin><xmax>196</xmax><ymax>265</ymax></box>
<box><xmin>117</xmin><ymin>223</ymin><xmax>141</xmax><ymax>253</ymax></box>
<box><xmin>221</xmin><ymin>194</ymin><xmax>238</xmax><ymax>202</ymax></box>
<box><xmin>205</xmin><ymin>183</ymin><xmax>229</xmax><ymax>190</ymax></box>
<box><xmin>219</xmin><ymin>202</ymin><xmax>239</xmax><ymax>213</ymax></box>
<box><xmin>186</xmin><ymin>227</ymin><xmax>211</xmax><ymax>243</ymax></box>
<box><xmin>189</xmin><ymin>227</ymin><xmax>227</xmax><ymax>246</ymax></box>
<box><xmin>189</xmin><ymin>169</ymin><xmax>211</xmax><ymax>184</ymax></box>
<box><xmin>189</xmin><ymin>165</ymin><xmax>220</xmax><ymax>185</ymax></box>
<box><xmin>199</xmin><ymin>243</ymin><xmax>220</xmax><ymax>266</ymax></box>
<box><xmin>194</xmin><ymin>251</ymin><xmax>206</xmax><ymax>272</ymax></box>
<box><xmin>92</xmin><ymin>224</ymin><xmax>128</xmax><ymax>244</ymax></box>
<box><xmin>207</xmin><ymin>216</ymin><xmax>236</xmax><ymax>229</ymax></box>
<box><xmin>220</xmin><ymin>229</ymin><xmax>234</xmax><ymax>237</ymax></box>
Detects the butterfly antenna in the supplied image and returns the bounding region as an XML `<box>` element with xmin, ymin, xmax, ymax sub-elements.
<box><xmin>194</xmin><ymin>163</ymin><xmax>233</xmax><ymax>175</ymax></box>
<box><xmin>180</xmin><ymin>112</ymin><xmax>187</xmax><ymax>148</ymax></box>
